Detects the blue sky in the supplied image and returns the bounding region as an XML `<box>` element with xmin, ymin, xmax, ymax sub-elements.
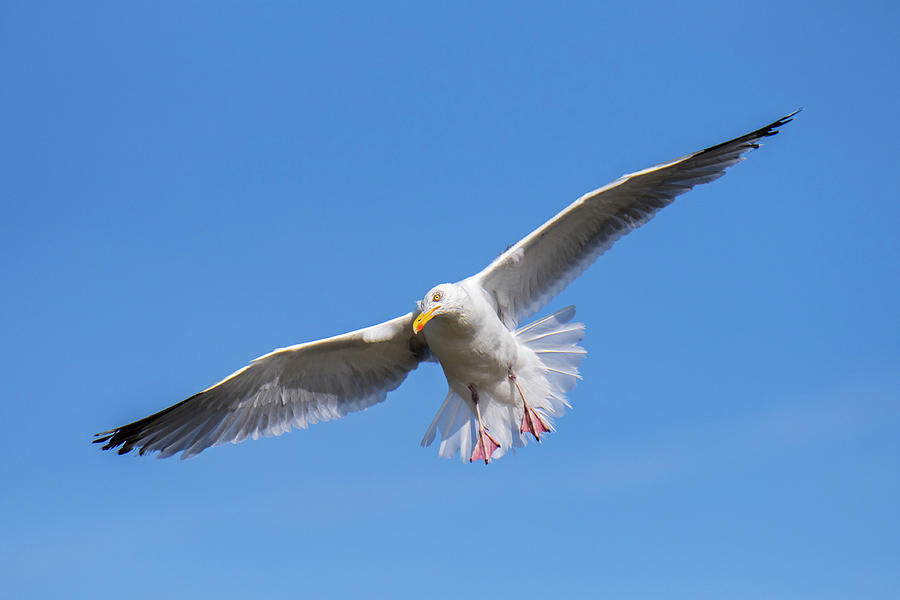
<box><xmin>2</xmin><ymin>1</ymin><xmax>898</xmax><ymax>598</ymax></box>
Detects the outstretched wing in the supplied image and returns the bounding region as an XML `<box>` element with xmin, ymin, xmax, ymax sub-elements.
<box><xmin>94</xmin><ymin>313</ymin><xmax>429</xmax><ymax>459</ymax></box>
<box><xmin>471</xmin><ymin>111</ymin><xmax>799</xmax><ymax>328</ymax></box>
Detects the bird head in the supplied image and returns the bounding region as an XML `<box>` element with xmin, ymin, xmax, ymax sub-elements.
<box><xmin>413</xmin><ymin>284</ymin><xmax>465</xmax><ymax>334</ymax></box>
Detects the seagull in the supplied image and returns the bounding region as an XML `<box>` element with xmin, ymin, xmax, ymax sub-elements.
<box><xmin>95</xmin><ymin>111</ymin><xmax>798</xmax><ymax>463</ymax></box>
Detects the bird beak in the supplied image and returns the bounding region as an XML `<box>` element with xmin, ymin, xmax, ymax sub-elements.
<box><xmin>413</xmin><ymin>306</ymin><xmax>440</xmax><ymax>334</ymax></box>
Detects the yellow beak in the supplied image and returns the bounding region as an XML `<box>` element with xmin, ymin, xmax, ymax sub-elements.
<box><xmin>413</xmin><ymin>305</ymin><xmax>440</xmax><ymax>333</ymax></box>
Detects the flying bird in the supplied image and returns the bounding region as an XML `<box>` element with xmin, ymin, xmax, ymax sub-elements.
<box><xmin>95</xmin><ymin>111</ymin><xmax>798</xmax><ymax>463</ymax></box>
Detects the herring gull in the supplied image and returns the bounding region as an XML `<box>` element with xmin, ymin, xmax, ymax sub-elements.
<box><xmin>94</xmin><ymin>111</ymin><xmax>798</xmax><ymax>463</ymax></box>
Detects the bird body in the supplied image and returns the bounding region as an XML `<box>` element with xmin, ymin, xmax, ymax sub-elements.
<box><xmin>420</xmin><ymin>281</ymin><xmax>518</xmax><ymax>388</ymax></box>
<box><xmin>95</xmin><ymin>111</ymin><xmax>798</xmax><ymax>463</ymax></box>
<box><xmin>414</xmin><ymin>281</ymin><xmax>584</xmax><ymax>460</ymax></box>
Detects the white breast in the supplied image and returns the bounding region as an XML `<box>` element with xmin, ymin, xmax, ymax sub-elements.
<box><xmin>424</xmin><ymin>289</ymin><xmax>520</xmax><ymax>388</ymax></box>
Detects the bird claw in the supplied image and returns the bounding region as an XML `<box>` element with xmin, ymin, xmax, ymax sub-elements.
<box><xmin>521</xmin><ymin>405</ymin><xmax>550</xmax><ymax>441</ymax></box>
<box><xmin>470</xmin><ymin>427</ymin><xmax>500</xmax><ymax>464</ymax></box>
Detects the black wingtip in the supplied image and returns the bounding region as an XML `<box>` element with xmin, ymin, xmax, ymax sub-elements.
<box><xmin>92</xmin><ymin>423</ymin><xmax>139</xmax><ymax>453</ymax></box>
<box><xmin>758</xmin><ymin>109</ymin><xmax>802</xmax><ymax>138</ymax></box>
<box><xmin>697</xmin><ymin>110</ymin><xmax>800</xmax><ymax>157</ymax></box>
<box><xmin>92</xmin><ymin>392</ymin><xmax>202</xmax><ymax>457</ymax></box>
<box><xmin>773</xmin><ymin>108</ymin><xmax>803</xmax><ymax>129</ymax></box>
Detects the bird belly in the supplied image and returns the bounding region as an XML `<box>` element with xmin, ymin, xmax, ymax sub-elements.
<box><xmin>425</xmin><ymin>318</ymin><xmax>519</xmax><ymax>391</ymax></box>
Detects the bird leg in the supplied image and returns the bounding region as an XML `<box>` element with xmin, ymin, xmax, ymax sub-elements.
<box><xmin>468</xmin><ymin>384</ymin><xmax>499</xmax><ymax>464</ymax></box>
<box><xmin>509</xmin><ymin>367</ymin><xmax>550</xmax><ymax>442</ymax></box>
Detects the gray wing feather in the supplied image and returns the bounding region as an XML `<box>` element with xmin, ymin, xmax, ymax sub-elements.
<box><xmin>94</xmin><ymin>312</ymin><xmax>428</xmax><ymax>459</ymax></box>
<box><xmin>471</xmin><ymin>111</ymin><xmax>798</xmax><ymax>327</ymax></box>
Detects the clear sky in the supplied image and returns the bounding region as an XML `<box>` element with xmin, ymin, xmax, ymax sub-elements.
<box><xmin>2</xmin><ymin>2</ymin><xmax>898</xmax><ymax>598</ymax></box>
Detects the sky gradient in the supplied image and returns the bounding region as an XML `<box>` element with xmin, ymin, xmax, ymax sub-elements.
<box><xmin>2</xmin><ymin>2</ymin><xmax>899</xmax><ymax>598</ymax></box>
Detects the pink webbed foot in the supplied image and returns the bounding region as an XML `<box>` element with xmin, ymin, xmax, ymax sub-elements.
<box><xmin>470</xmin><ymin>427</ymin><xmax>500</xmax><ymax>464</ymax></box>
<box><xmin>508</xmin><ymin>367</ymin><xmax>551</xmax><ymax>442</ymax></box>
<box><xmin>467</xmin><ymin>383</ymin><xmax>501</xmax><ymax>464</ymax></box>
<box><xmin>521</xmin><ymin>405</ymin><xmax>551</xmax><ymax>442</ymax></box>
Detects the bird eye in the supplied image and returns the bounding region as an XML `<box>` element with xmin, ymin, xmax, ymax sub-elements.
<box><xmin>432</xmin><ymin>292</ymin><xmax>442</xmax><ymax>302</ymax></box>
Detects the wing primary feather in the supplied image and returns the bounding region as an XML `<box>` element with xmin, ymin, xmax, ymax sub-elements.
<box><xmin>472</xmin><ymin>111</ymin><xmax>799</xmax><ymax>326</ymax></box>
<box><xmin>95</xmin><ymin>312</ymin><xmax>428</xmax><ymax>458</ymax></box>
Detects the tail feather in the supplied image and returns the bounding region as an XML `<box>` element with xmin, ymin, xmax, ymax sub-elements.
<box><xmin>421</xmin><ymin>390</ymin><xmax>479</xmax><ymax>462</ymax></box>
<box><xmin>513</xmin><ymin>305</ymin><xmax>577</xmax><ymax>338</ymax></box>
<box><xmin>421</xmin><ymin>392</ymin><xmax>452</xmax><ymax>448</ymax></box>
<box><xmin>533</xmin><ymin>348</ymin><xmax>587</xmax><ymax>371</ymax></box>
<box><xmin>520</xmin><ymin>326</ymin><xmax>586</xmax><ymax>350</ymax></box>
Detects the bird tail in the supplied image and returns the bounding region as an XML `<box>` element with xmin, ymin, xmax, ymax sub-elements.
<box><xmin>513</xmin><ymin>304</ymin><xmax>586</xmax><ymax>405</ymax></box>
<box><xmin>420</xmin><ymin>306</ymin><xmax>586</xmax><ymax>462</ymax></box>
<box><xmin>420</xmin><ymin>389</ymin><xmax>477</xmax><ymax>461</ymax></box>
